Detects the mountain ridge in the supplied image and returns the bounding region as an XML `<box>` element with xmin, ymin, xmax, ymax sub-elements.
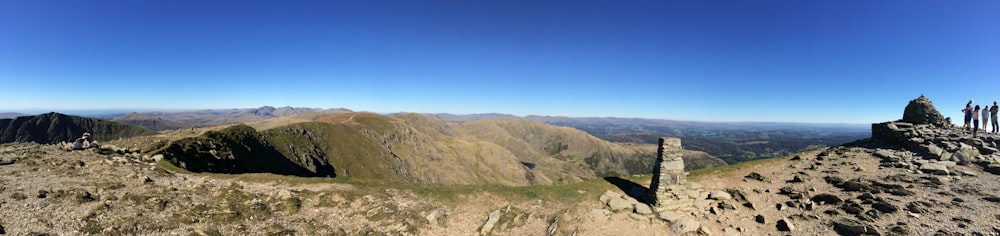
<box><xmin>0</xmin><ymin>112</ymin><xmax>28</xmax><ymax>119</ymax></box>
<box><xmin>0</xmin><ymin>112</ymin><xmax>156</xmax><ymax>144</ymax></box>
<box><xmin>157</xmin><ymin>112</ymin><xmax>726</xmax><ymax>186</ymax></box>
<box><xmin>107</xmin><ymin>106</ymin><xmax>352</xmax><ymax>130</ymax></box>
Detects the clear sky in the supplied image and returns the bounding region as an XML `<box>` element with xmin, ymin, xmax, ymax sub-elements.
<box><xmin>1</xmin><ymin>1</ymin><xmax>997</xmax><ymax>123</ymax></box>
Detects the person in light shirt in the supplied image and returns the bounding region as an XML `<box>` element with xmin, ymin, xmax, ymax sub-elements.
<box><xmin>983</xmin><ymin>105</ymin><xmax>991</xmax><ymax>133</ymax></box>
<box><xmin>973</xmin><ymin>106</ymin><xmax>981</xmax><ymax>138</ymax></box>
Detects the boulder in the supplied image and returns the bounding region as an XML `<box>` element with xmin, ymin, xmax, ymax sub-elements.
<box><xmin>634</xmin><ymin>203</ymin><xmax>653</xmax><ymax>215</ymax></box>
<box><xmin>872</xmin><ymin>201</ymin><xmax>899</xmax><ymax>213</ymax></box>
<box><xmin>980</xmin><ymin>163</ymin><xmax>1000</xmax><ymax>175</ymax></box>
<box><xmin>953</xmin><ymin>145</ymin><xmax>978</xmax><ymax>165</ymax></box>
<box><xmin>607</xmin><ymin>197</ymin><xmax>633</xmax><ymax>211</ymax></box>
<box><xmin>671</xmin><ymin>217</ymin><xmax>701</xmax><ymax>235</ymax></box>
<box><xmin>777</xmin><ymin>218</ymin><xmax>795</xmax><ymax>231</ymax></box>
<box><xmin>708</xmin><ymin>190</ymin><xmax>732</xmax><ymax>200</ymax></box>
<box><xmin>983</xmin><ymin>196</ymin><xmax>1000</xmax><ymax>203</ymax></box>
<box><xmin>874</xmin><ymin>149</ymin><xmax>896</xmax><ymax>159</ymax></box>
<box><xmin>600</xmin><ymin>190</ymin><xmax>621</xmax><ymax>204</ymax></box>
<box><xmin>658</xmin><ymin>210</ymin><xmax>682</xmax><ymax>222</ymax></box>
<box><xmin>872</xmin><ymin>122</ymin><xmax>912</xmax><ymax>145</ymax></box>
<box><xmin>811</xmin><ymin>193</ymin><xmax>843</xmax><ymax>205</ymax></box>
<box><xmin>939</xmin><ymin>152</ymin><xmax>954</xmax><ymax>162</ymax></box>
<box><xmin>789</xmin><ymin>174</ymin><xmax>809</xmax><ymax>183</ymax></box>
<box><xmin>834</xmin><ymin>219</ymin><xmax>881</xmax><ymax>236</ymax></box>
<box><xmin>840</xmin><ymin>180</ymin><xmax>870</xmax><ymax>192</ymax></box>
<box><xmin>693</xmin><ymin>199</ymin><xmax>712</xmax><ymax>209</ymax></box>
<box><xmin>926</xmin><ymin>144</ymin><xmax>943</xmax><ymax>158</ymax></box>
<box><xmin>938</xmin><ymin>161</ymin><xmax>957</xmax><ymax>169</ymax></box>
<box><xmin>919</xmin><ymin>162</ymin><xmax>949</xmax><ymax>175</ymax></box>
<box><xmin>744</xmin><ymin>172</ymin><xmax>766</xmax><ymax>181</ymax></box>
<box><xmin>978</xmin><ymin>146</ymin><xmax>998</xmax><ymax>155</ymax></box>
<box><xmin>547</xmin><ymin>218</ymin><xmax>558</xmax><ymax>235</ymax></box>
<box><xmin>426</xmin><ymin>210</ymin><xmax>444</xmax><ymax>226</ymax></box>
<box><xmin>480</xmin><ymin>209</ymin><xmax>501</xmax><ymax>235</ymax></box>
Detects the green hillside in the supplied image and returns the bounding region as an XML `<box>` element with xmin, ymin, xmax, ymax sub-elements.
<box><xmin>159</xmin><ymin>124</ymin><xmax>319</xmax><ymax>177</ymax></box>
<box><xmin>156</xmin><ymin>113</ymin><xmax>726</xmax><ymax>186</ymax></box>
<box><xmin>263</xmin><ymin>122</ymin><xmax>397</xmax><ymax>181</ymax></box>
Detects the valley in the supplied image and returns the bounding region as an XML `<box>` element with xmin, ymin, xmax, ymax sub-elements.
<box><xmin>524</xmin><ymin>116</ymin><xmax>869</xmax><ymax>164</ymax></box>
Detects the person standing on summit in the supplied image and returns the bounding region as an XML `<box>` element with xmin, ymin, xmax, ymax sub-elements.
<box><xmin>973</xmin><ymin>105</ymin><xmax>981</xmax><ymax>138</ymax></box>
<box><xmin>983</xmin><ymin>104</ymin><xmax>991</xmax><ymax>133</ymax></box>
<box><xmin>963</xmin><ymin>100</ymin><xmax>974</xmax><ymax>131</ymax></box>
<box><xmin>991</xmin><ymin>101</ymin><xmax>999</xmax><ymax>134</ymax></box>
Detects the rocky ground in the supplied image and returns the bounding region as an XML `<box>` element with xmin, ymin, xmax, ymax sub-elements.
<box><xmin>2</xmin><ymin>124</ymin><xmax>1000</xmax><ymax>235</ymax></box>
<box><xmin>692</xmin><ymin>142</ymin><xmax>1000</xmax><ymax>236</ymax></box>
<box><xmin>0</xmin><ymin>142</ymin><xmax>576</xmax><ymax>235</ymax></box>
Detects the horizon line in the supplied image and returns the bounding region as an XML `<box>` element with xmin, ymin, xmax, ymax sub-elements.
<box><xmin>1</xmin><ymin>107</ymin><xmax>876</xmax><ymax>126</ymax></box>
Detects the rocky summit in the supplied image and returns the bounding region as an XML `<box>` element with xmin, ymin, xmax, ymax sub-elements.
<box><xmin>875</xmin><ymin>96</ymin><xmax>1000</xmax><ymax>174</ymax></box>
<box><xmin>590</xmin><ymin>96</ymin><xmax>1000</xmax><ymax>235</ymax></box>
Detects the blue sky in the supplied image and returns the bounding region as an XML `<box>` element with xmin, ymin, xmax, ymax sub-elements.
<box><xmin>1</xmin><ymin>0</ymin><xmax>997</xmax><ymax>123</ymax></box>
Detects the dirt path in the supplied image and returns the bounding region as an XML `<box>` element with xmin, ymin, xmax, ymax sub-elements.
<box><xmin>341</xmin><ymin>113</ymin><xmax>358</xmax><ymax>124</ymax></box>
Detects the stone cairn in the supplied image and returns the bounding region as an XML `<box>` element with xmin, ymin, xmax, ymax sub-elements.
<box><xmin>648</xmin><ymin>137</ymin><xmax>693</xmax><ymax>210</ymax></box>
<box><xmin>900</xmin><ymin>95</ymin><xmax>949</xmax><ymax>127</ymax></box>
<box><xmin>597</xmin><ymin>137</ymin><xmax>722</xmax><ymax>235</ymax></box>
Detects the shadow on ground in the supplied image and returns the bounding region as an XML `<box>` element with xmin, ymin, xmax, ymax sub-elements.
<box><xmin>603</xmin><ymin>177</ymin><xmax>652</xmax><ymax>204</ymax></box>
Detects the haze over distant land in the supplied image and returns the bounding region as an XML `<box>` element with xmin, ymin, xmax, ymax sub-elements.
<box><xmin>1</xmin><ymin>1</ymin><xmax>997</xmax><ymax>124</ymax></box>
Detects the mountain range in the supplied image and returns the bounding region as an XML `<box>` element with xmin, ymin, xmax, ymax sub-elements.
<box><xmin>108</xmin><ymin>106</ymin><xmax>351</xmax><ymax>131</ymax></box>
<box><xmin>2</xmin><ymin>107</ymin><xmax>867</xmax><ymax>166</ymax></box>
<box><xmin>0</xmin><ymin>112</ymin><xmax>155</xmax><ymax>144</ymax></box>
<box><xmin>0</xmin><ymin>110</ymin><xmax>727</xmax><ymax>186</ymax></box>
<box><xmin>158</xmin><ymin>112</ymin><xmax>727</xmax><ymax>186</ymax></box>
<box><xmin>0</xmin><ymin>112</ymin><xmax>28</xmax><ymax>119</ymax></box>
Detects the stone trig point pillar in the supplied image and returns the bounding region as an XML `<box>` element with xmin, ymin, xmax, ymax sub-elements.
<box><xmin>649</xmin><ymin>137</ymin><xmax>690</xmax><ymax>208</ymax></box>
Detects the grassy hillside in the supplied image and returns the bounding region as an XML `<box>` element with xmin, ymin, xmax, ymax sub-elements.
<box><xmin>155</xmin><ymin>113</ymin><xmax>726</xmax><ymax>186</ymax></box>
<box><xmin>263</xmin><ymin>122</ymin><xmax>397</xmax><ymax>180</ymax></box>
<box><xmin>159</xmin><ymin>124</ymin><xmax>320</xmax><ymax>177</ymax></box>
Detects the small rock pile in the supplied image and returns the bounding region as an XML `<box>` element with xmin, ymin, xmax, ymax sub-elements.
<box><xmin>598</xmin><ymin>185</ymin><xmax>727</xmax><ymax>235</ymax></box>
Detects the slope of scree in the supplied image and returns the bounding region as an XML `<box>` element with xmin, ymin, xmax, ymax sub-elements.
<box><xmin>0</xmin><ymin>112</ymin><xmax>156</xmax><ymax>144</ymax></box>
<box><xmin>156</xmin><ymin>113</ymin><xmax>726</xmax><ymax>186</ymax></box>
